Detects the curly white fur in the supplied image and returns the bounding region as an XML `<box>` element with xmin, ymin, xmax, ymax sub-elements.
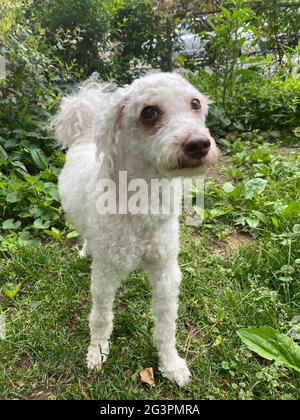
<box><xmin>55</xmin><ymin>72</ymin><xmax>218</xmax><ymax>387</ymax></box>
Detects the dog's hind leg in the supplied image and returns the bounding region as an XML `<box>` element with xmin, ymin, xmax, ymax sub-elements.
<box><xmin>86</xmin><ymin>260</ymin><xmax>124</xmax><ymax>370</ymax></box>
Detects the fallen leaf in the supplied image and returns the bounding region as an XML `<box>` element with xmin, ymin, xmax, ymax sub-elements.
<box><xmin>139</xmin><ymin>367</ymin><xmax>155</xmax><ymax>387</ymax></box>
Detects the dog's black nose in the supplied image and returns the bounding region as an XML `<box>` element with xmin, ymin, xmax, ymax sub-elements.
<box><xmin>183</xmin><ymin>136</ymin><xmax>211</xmax><ymax>159</ymax></box>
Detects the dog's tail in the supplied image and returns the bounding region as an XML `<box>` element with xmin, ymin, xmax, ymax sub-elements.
<box><xmin>53</xmin><ymin>75</ymin><xmax>115</xmax><ymax>148</ymax></box>
<box><xmin>53</xmin><ymin>88</ymin><xmax>98</xmax><ymax>148</ymax></box>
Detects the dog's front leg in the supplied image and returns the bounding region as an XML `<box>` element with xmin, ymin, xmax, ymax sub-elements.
<box><xmin>86</xmin><ymin>259</ymin><xmax>123</xmax><ymax>370</ymax></box>
<box><xmin>148</xmin><ymin>260</ymin><xmax>191</xmax><ymax>387</ymax></box>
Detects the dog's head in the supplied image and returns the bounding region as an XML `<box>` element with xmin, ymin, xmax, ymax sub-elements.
<box><xmin>98</xmin><ymin>72</ymin><xmax>219</xmax><ymax>177</ymax></box>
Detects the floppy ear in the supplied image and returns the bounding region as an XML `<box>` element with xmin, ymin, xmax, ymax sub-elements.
<box><xmin>95</xmin><ymin>89</ymin><xmax>126</xmax><ymax>179</ymax></box>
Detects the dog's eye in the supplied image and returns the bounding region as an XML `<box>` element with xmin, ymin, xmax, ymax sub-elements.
<box><xmin>141</xmin><ymin>106</ymin><xmax>160</xmax><ymax>123</ymax></box>
<box><xmin>191</xmin><ymin>98</ymin><xmax>201</xmax><ymax>110</ymax></box>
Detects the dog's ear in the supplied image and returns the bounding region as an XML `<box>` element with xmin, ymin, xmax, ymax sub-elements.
<box><xmin>95</xmin><ymin>89</ymin><xmax>126</xmax><ymax>178</ymax></box>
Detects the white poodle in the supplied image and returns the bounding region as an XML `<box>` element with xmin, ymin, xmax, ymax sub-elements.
<box><xmin>55</xmin><ymin>72</ymin><xmax>218</xmax><ymax>387</ymax></box>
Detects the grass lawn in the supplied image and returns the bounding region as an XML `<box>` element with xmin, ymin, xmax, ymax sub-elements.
<box><xmin>0</xmin><ymin>137</ymin><xmax>299</xmax><ymax>399</ymax></box>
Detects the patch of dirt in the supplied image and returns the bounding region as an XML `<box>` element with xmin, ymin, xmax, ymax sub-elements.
<box><xmin>226</xmin><ymin>232</ymin><xmax>252</xmax><ymax>248</ymax></box>
<box><xmin>15</xmin><ymin>354</ymin><xmax>31</xmax><ymax>371</ymax></box>
<box><xmin>63</xmin><ymin>236</ymin><xmax>82</xmax><ymax>249</ymax></box>
<box><xmin>214</xmin><ymin>232</ymin><xmax>253</xmax><ymax>258</ymax></box>
<box><xmin>278</xmin><ymin>146</ymin><xmax>300</xmax><ymax>155</ymax></box>
<box><xmin>207</xmin><ymin>154</ymin><xmax>231</xmax><ymax>183</ymax></box>
<box><xmin>25</xmin><ymin>389</ymin><xmax>54</xmax><ymax>400</ymax></box>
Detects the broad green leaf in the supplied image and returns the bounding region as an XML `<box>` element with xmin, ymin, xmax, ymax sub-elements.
<box><xmin>18</xmin><ymin>231</ymin><xmax>32</xmax><ymax>246</ymax></box>
<box><xmin>273</xmin><ymin>200</ymin><xmax>288</xmax><ymax>215</ymax></box>
<box><xmin>245</xmin><ymin>217</ymin><xmax>259</xmax><ymax>228</ymax></box>
<box><xmin>252</xmin><ymin>210</ymin><xmax>269</xmax><ymax>224</ymax></box>
<box><xmin>0</xmin><ymin>144</ymin><xmax>7</xmax><ymax>160</ymax></box>
<box><xmin>48</xmin><ymin>188</ymin><xmax>60</xmax><ymax>202</ymax></box>
<box><xmin>293</xmin><ymin>224</ymin><xmax>300</xmax><ymax>234</ymax></box>
<box><xmin>44</xmin><ymin>227</ymin><xmax>62</xmax><ymax>241</ymax></box>
<box><xmin>2</xmin><ymin>218</ymin><xmax>21</xmax><ymax>230</ymax></box>
<box><xmin>244</xmin><ymin>178</ymin><xmax>268</xmax><ymax>199</ymax></box>
<box><xmin>30</xmin><ymin>149</ymin><xmax>48</xmax><ymax>170</ymax></box>
<box><xmin>11</xmin><ymin>161</ymin><xmax>27</xmax><ymax>172</ymax></box>
<box><xmin>33</xmin><ymin>218</ymin><xmax>51</xmax><ymax>229</ymax></box>
<box><xmin>223</xmin><ymin>182</ymin><xmax>235</xmax><ymax>193</ymax></box>
<box><xmin>209</xmin><ymin>207</ymin><xmax>231</xmax><ymax>219</ymax></box>
<box><xmin>237</xmin><ymin>326</ymin><xmax>300</xmax><ymax>373</ymax></box>
<box><xmin>6</xmin><ymin>191</ymin><xmax>20</xmax><ymax>203</ymax></box>
<box><xmin>66</xmin><ymin>230</ymin><xmax>79</xmax><ymax>239</ymax></box>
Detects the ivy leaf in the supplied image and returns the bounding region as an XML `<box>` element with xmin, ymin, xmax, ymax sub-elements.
<box><xmin>237</xmin><ymin>326</ymin><xmax>300</xmax><ymax>373</ymax></box>
<box><xmin>2</xmin><ymin>218</ymin><xmax>21</xmax><ymax>230</ymax></box>
<box><xmin>33</xmin><ymin>218</ymin><xmax>51</xmax><ymax>229</ymax></box>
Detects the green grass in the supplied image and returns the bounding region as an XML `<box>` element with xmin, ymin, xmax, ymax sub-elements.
<box><xmin>0</xmin><ymin>138</ymin><xmax>299</xmax><ymax>400</ymax></box>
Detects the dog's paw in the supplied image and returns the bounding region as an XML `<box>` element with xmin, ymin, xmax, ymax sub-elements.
<box><xmin>78</xmin><ymin>240</ymin><xmax>88</xmax><ymax>258</ymax></box>
<box><xmin>159</xmin><ymin>357</ymin><xmax>191</xmax><ymax>387</ymax></box>
<box><xmin>86</xmin><ymin>343</ymin><xmax>109</xmax><ymax>370</ymax></box>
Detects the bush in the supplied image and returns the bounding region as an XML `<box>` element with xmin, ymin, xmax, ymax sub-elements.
<box><xmin>236</xmin><ymin>76</ymin><xmax>300</xmax><ymax>131</ymax></box>
<box><xmin>0</xmin><ymin>7</ymin><xmax>82</xmax><ymax>247</ymax></box>
<box><xmin>189</xmin><ymin>63</ymin><xmax>300</xmax><ymax>136</ymax></box>
<box><xmin>34</xmin><ymin>0</ymin><xmax>110</xmax><ymax>76</ymax></box>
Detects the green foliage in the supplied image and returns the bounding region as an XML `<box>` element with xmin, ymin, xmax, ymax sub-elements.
<box><xmin>206</xmin><ymin>0</ymin><xmax>258</xmax><ymax>110</ymax></box>
<box><xmin>35</xmin><ymin>0</ymin><xmax>110</xmax><ymax>75</ymax></box>
<box><xmin>0</xmin><ymin>4</ymin><xmax>82</xmax><ymax>248</ymax></box>
<box><xmin>0</xmin><ymin>1</ymin><xmax>299</xmax><ymax>245</ymax></box>
<box><xmin>189</xmin><ymin>55</ymin><xmax>300</xmax><ymax>136</ymax></box>
<box><xmin>235</xmin><ymin>75</ymin><xmax>300</xmax><ymax>131</ymax></box>
<box><xmin>187</xmin><ymin>1</ymin><xmax>300</xmax><ymax>136</ymax></box>
<box><xmin>0</xmin><ymin>147</ymin><xmax>66</xmax><ymax>247</ymax></box>
<box><xmin>0</xmin><ymin>198</ymin><xmax>299</xmax><ymax>399</ymax></box>
<box><xmin>202</xmin><ymin>136</ymin><xmax>300</xmax><ymax>237</ymax></box>
<box><xmin>237</xmin><ymin>326</ymin><xmax>300</xmax><ymax>373</ymax></box>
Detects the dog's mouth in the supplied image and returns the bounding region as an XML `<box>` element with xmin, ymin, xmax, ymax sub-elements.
<box><xmin>176</xmin><ymin>154</ymin><xmax>204</xmax><ymax>169</ymax></box>
<box><xmin>159</xmin><ymin>143</ymin><xmax>219</xmax><ymax>175</ymax></box>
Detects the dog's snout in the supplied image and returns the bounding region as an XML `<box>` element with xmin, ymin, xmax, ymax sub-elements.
<box><xmin>183</xmin><ymin>136</ymin><xmax>211</xmax><ymax>159</ymax></box>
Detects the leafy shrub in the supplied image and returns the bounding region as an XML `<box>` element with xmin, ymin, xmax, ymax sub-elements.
<box><xmin>189</xmin><ymin>66</ymin><xmax>300</xmax><ymax>136</ymax></box>
<box><xmin>236</xmin><ymin>76</ymin><xmax>300</xmax><ymax>131</ymax></box>
<box><xmin>34</xmin><ymin>0</ymin><xmax>110</xmax><ymax>76</ymax></box>
<box><xmin>0</xmin><ymin>7</ymin><xmax>82</xmax><ymax>248</ymax></box>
